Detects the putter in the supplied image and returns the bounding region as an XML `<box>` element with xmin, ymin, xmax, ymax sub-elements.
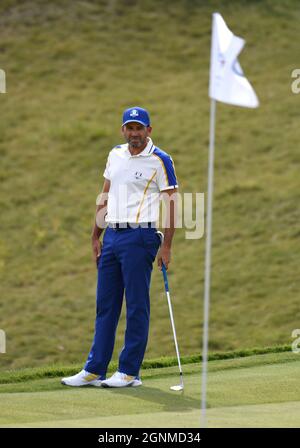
<box><xmin>156</xmin><ymin>231</ymin><xmax>184</xmax><ymax>392</ymax></box>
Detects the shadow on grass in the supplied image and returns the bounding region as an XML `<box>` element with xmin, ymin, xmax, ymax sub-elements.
<box><xmin>0</xmin><ymin>380</ymin><xmax>200</xmax><ymax>413</ymax></box>
<box><xmin>0</xmin><ymin>378</ymin><xmax>200</xmax><ymax>412</ymax></box>
<box><xmin>99</xmin><ymin>385</ymin><xmax>200</xmax><ymax>413</ymax></box>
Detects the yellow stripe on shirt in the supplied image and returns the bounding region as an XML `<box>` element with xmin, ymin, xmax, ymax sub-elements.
<box><xmin>135</xmin><ymin>170</ymin><xmax>157</xmax><ymax>223</ymax></box>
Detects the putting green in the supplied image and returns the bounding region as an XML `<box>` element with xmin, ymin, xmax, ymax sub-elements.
<box><xmin>0</xmin><ymin>352</ymin><xmax>300</xmax><ymax>427</ymax></box>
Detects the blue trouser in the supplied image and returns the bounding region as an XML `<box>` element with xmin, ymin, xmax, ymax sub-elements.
<box><xmin>85</xmin><ymin>226</ymin><xmax>160</xmax><ymax>377</ymax></box>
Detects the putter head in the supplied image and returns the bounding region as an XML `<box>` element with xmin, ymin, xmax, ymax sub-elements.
<box><xmin>170</xmin><ymin>376</ymin><xmax>184</xmax><ymax>391</ymax></box>
<box><xmin>170</xmin><ymin>384</ymin><xmax>184</xmax><ymax>391</ymax></box>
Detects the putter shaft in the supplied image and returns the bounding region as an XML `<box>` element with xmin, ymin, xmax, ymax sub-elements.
<box><xmin>157</xmin><ymin>231</ymin><xmax>184</xmax><ymax>390</ymax></box>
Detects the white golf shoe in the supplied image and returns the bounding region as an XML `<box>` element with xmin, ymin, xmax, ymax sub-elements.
<box><xmin>101</xmin><ymin>371</ymin><xmax>142</xmax><ymax>388</ymax></box>
<box><xmin>61</xmin><ymin>369</ymin><xmax>103</xmax><ymax>387</ymax></box>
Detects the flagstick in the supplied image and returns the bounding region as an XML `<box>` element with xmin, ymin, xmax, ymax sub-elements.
<box><xmin>201</xmin><ymin>98</ymin><xmax>216</xmax><ymax>428</ymax></box>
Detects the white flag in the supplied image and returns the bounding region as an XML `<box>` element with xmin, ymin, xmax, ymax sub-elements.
<box><xmin>209</xmin><ymin>13</ymin><xmax>259</xmax><ymax>108</ymax></box>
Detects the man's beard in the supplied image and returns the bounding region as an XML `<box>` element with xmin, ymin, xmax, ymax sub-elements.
<box><xmin>128</xmin><ymin>137</ymin><xmax>146</xmax><ymax>148</ymax></box>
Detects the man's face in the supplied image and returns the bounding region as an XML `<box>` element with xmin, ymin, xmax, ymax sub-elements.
<box><xmin>122</xmin><ymin>122</ymin><xmax>152</xmax><ymax>149</ymax></box>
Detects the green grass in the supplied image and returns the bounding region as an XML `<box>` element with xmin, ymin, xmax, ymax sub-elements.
<box><xmin>0</xmin><ymin>344</ymin><xmax>292</xmax><ymax>385</ymax></box>
<box><xmin>0</xmin><ymin>0</ymin><xmax>300</xmax><ymax>371</ymax></box>
<box><xmin>1</xmin><ymin>351</ymin><xmax>300</xmax><ymax>427</ymax></box>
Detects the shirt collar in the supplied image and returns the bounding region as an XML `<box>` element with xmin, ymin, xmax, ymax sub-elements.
<box><xmin>126</xmin><ymin>138</ymin><xmax>154</xmax><ymax>157</ymax></box>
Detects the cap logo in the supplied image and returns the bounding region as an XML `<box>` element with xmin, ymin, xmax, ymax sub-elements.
<box><xmin>130</xmin><ymin>109</ymin><xmax>139</xmax><ymax>118</ymax></box>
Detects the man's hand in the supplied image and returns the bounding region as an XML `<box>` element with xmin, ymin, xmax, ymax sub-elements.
<box><xmin>92</xmin><ymin>236</ymin><xmax>102</xmax><ymax>267</ymax></box>
<box><xmin>157</xmin><ymin>244</ymin><xmax>171</xmax><ymax>271</ymax></box>
<box><xmin>91</xmin><ymin>178</ymin><xmax>110</xmax><ymax>268</ymax></box>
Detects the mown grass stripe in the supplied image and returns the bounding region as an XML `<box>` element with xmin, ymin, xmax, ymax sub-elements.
<box><xmin>0</xmin><ymin>344</ymin><xmax>292</xmax><ymax>385</ymax></box>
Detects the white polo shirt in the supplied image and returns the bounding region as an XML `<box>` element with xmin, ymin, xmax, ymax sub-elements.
<box><xmin>103</xmin><ymin>138</ymin><xmax>178</xmax><ymax>223</ymax></box>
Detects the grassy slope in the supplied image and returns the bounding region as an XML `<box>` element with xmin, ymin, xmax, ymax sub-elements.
<box><xmin>0</xmin><ymin>351</ymin><xmax>300</xmax><ymax>427</ymax></box>
<box><xmin>0</xmin><ymin>0</ymin><xmax>299</xmax><ymax>371</ymax></box>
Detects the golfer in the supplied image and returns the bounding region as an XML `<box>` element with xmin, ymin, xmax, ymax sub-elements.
<box><xmin>62</xmin><ymin>106</ymin><xmax>178</xmax><ymax>388</ymax></box>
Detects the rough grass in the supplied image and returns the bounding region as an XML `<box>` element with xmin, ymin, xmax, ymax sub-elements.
<box><xmin>0</xmin><ymin>0</ymin><xmax>299</xmax><ymax>371</ymax></box>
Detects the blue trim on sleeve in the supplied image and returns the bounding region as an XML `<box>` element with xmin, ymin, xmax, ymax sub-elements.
<box><xmin>153</xmin><ymin>147</ymin><xmax>178</xmax><ymax>188</ymax></box>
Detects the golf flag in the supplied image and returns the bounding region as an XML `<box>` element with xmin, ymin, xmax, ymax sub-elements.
<box><xmin>209</xmin><ymin>12</ymin><xmax>259</xmax><ymax>108</ymax></box>
<box><xmin>201</xmin><ymin>13</ymin><xmax>259</xmax><ymax>428</ymax></box>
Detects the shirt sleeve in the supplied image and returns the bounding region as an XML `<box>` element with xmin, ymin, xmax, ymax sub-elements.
<box><xmin>103</xmin><ymin>153</ymin><xmax>111</xmax><ymax>180</ymax></box>
<box><xmin>156</xmin><ymin>154</ymin><xmax>178</xmax><ymax>191</ymax></box>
